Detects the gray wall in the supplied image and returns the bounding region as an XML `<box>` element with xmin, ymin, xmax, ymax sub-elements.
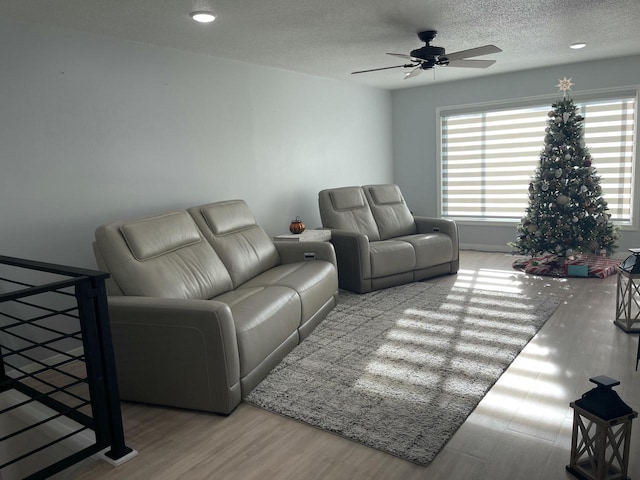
<box><xmin>0</xmin><ymin>17</ymin><xmax>393</xmax><ymax>270</ymax></box>
<box><xmin>392</xmin><ymin>55</ymin><xmax>640</xmax><ymax>254</ymax></box>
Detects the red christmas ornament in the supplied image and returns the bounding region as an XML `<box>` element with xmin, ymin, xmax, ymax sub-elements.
<box><xmin>583</xmin><ymin>159</ymin><xmax>592</xmax><ymax>167</ymax></box>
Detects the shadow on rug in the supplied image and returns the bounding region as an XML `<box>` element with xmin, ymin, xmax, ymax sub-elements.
<box><xmin>245</xmin><ymin>282</ymin><xmax>561</xmax><ymax>466</ymax></box>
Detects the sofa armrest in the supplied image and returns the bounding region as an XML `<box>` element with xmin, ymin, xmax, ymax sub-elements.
<box><xmin>414</xmin><ymin>216</ymin><xmax>459</xmax><ymax>261</ymax></box>
<box><xmin>107</xmin><ymin>296</ymin><xmax>241</xmax><ymax>414</ymax></box>
<box><xmin>274</xmin><ymin>241</ymin><xmax>337</xmax><ymax>269</ymax></box>
<box><xmin>328</xmin><ymin>230</ymin><xmax>372</xmax><ymax>293</ymax></box>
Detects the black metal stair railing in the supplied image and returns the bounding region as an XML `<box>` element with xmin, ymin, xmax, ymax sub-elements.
<box><xmin>0</xmin><ymin>255</ymin><xmax>133</xmax><ymax>479</ymax></box>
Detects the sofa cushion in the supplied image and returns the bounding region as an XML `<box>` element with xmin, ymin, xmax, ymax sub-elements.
<box><xmin>95</xmin><ymin>211</ymin><xmax>233</xmax><ymax>299</ymax></box>
<box><xmin>369</xmin><ymin>240</ymin><xmax>416</xmax><ymax>277</ymax></box>
<box><xmin>214</xmin><ymin>286</ymin><xmax>300</xmax><ymax>378</ymax></box>
<box><xmin>188</xmin><ymin>201</ymin><xmax>280</xmax><ymax>288</ymax></box>
<box><xmin>363</xmin><ymin>184</ymin><xmax>417</xmax><ymax>240</ymax></box>
<box><xmin>318</xmin><ymin>186</ymin><xmax>381</xmax><ymax>241</ymax></box>
<box><xmin>396</xmin><ymin>233</ymin><xmax>454</xmax><ymax>269</ymax></box>
<box><xmin>239</xmin><ymin>261</ymin><xmax>338</xmax><ymax>326</ymax></box>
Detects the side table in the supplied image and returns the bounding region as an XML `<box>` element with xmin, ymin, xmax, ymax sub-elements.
<box><xmin>274</xmin><ymin>230</ymin><xmax>331</xmax><ymax>242</ymax></box>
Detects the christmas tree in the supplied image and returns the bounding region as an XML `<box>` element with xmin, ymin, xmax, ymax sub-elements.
<box><xmin>510</xmin><ymin>78</ymin><xmax>619</xmax><ymax>258</ymax></box>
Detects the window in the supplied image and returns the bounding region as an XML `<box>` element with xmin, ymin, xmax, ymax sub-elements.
<box><xmin>439</xmin><ymin>91</ymin><xmax>636</xmax><ymax>225</ymax></box>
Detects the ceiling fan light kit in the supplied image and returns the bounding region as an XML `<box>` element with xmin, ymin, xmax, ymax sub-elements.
<box><xmin>352</xmin><ymin>30</ymin><xmax>502</xmax><ymax>80</ymax></box>
<box><xmin>190</xmin><ymin>11</ymin><xmax>216</xmax><ymax>23</ymax></box>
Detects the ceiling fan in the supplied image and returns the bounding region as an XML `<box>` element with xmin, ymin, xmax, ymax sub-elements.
<box><xmin>352</xmin><ymin>30</ymin><xmax>502</xmax><ymax>80</ymax></box>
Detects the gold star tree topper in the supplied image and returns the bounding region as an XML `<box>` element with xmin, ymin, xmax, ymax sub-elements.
<box><xmin>556</xmin><ymin>77</ymin><xmax>574</xmax><ymax>94</ymax></box>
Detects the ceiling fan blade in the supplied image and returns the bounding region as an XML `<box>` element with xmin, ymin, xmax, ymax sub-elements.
<box><xmin>444</xmin><ymin>59</ymin><xmax>496</xmax><ymax>68</ymax></box>
<box><xmin>387</xmin><ymin>52</ymin><xmax>420</xmax><ymax>62</ymax></box>
<box><xmin>442</xmin><ymin>45</ymin><xmax>502</xmax><ymax>61</ymax></box>
<box><xmin>404</xmin><ymin>66</ymin><xmax>422</xmax><ymax>79</ymax></box>
<box><xmin>351</xmin><ymin>64</ymin><xmax>412</xmax><ymax>75</ymax></box>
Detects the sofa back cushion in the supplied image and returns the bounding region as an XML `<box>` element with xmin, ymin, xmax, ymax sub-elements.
<box><xmin>318</xmin><ymin>186</ymin><xmax>381</xmax><ymax>241</ymax></box>
<box><xmin>363</xmin><ymin>184</ymin><xmax>417</xmax><ymax>240</ymax></box>
<box><xmin>188</xmin><ymin>200</ymin><xmax>280</xmax><ymax>288</ymax></box>
<box><xmin>94</xmin><ymin>211</ymin><xmax>233</xmax><ymax>299</ymax></box>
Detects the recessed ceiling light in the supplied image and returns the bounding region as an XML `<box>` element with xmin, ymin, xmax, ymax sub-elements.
<box><xmin>570</xmin><ymin>42</ymin><xmax>586</xmax><ymax>49</ymax></box>
<box><xmin>190</xmin><ymin>11</ymin><xmax>216</xmax><ymax>23</ymax></box>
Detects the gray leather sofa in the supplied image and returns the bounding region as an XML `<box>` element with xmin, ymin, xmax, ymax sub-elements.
<box><xmin>318</xmin><ymin>184</ymin><xmax>458</xmax><ymax>293</ymax></box>
<box><xmin>93</xmin><ymin>199</ymin><xmax>338</xmax><ymax>414</ymax></box>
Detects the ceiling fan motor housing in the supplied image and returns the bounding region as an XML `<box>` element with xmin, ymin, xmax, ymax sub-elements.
<box><xmin>410</xmin><ymin>45</ymin><xmax>445</xmax><ymax>60</ymax></box>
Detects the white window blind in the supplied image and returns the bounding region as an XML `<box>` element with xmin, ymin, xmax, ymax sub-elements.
<box><xmin>440</xmin><ymin>95</ymin><xmax>636</xmax><ymax>224</ymax></box>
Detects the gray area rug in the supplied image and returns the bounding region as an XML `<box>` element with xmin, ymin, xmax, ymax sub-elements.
<box><xmin>245</xmin><ymin>282</ymin><xmax>561</xmax><ymax>466</ymax></box>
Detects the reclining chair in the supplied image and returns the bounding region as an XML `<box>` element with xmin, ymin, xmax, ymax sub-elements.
<box><xmin>318</xmin><ymin>184</ymin><xmax>458</xmax><ymax>293</ymax></box>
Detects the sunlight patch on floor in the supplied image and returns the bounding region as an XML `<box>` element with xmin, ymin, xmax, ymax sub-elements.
<box><xmin>390</xmin><ymin>317</ymin><xmax>458</xmax><ymax>336</ymax></box>
<box><xmin>509</xmin><ymin>355</ymin><xmax>560</xmax><ymax>376</ymax></box>
<box><xmin>364</xmin><ymin>360</ymin><xmax>441</xmax><ymax>386</ymax></box>
<box><xmin>460</xmin><ymin>328</ymin><xmax>531</xmax><ymax>347</ymax></box>
<box><xmin>352</xmin><ymin>264</ymin><xmax>567</xmax><ymax>443</ymax></box>
<box><xmin>507</xmin><ymin>396</ymin><xmax>569</xmax><ymax>433</ymax></box>
<box><xmin>462</xmin><ymin>316</ymin><xmax>538</xmax><ymax>334</ymax></box>
<box><xmin>453</xmin><ymin>342</ymin><xmax>519</xmax><ymax>362</ymax></box>
<box><xmin>494</xmin><ymin>372</ymin><xmax>568</xmax><ymax>400</ymax></box>
<box><xmin>469</xmin><ymin>361</ymin><xmax>570</xmax><ymax>437</ymax></box>
<box><xmin>474</xmin><ymin>350</ymin><xmax>571</xmax><ymax>433</ymax></box>
<box><xmin>476</xmin><ymin>387</ymin><xmax>568</xmax><ymax>424</ymax></box>
<box><xmin>374</xmin><ymin>343</ymin><xmax>449</xmax><ymax>367</ymax></box>
<box><xmin>437</xmin><ymin>294</ymin><xmax>534</xmax><ymax>311</ymax></box>
<box><xmin>386</xmin><ymin>329</ymin><xmax>454</xmax><ymax>348</ymax></box>
<box><xmin>353</xmin><ymin>376</ymin><xmax>435</xmax><ymax>403</ymax></box>
<box><xmin>519</xmin><ymin>342</ymin><xmax>551</xmax><ymax>357</ymax></box>
<box><xmin>454</xmin><ymin>268</ymin><xmax>525</xmax><ymax>293</ymax></box>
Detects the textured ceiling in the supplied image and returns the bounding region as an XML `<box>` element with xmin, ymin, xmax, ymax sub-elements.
<box><xmin>1</xmin><ymin>0</ymin><xmax>640</xmax><ymax>90</ymax></box>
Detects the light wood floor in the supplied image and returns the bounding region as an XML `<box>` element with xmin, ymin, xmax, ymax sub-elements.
<box><xmin>50</xmin><ymin>251</ymin><xmax>640</xmax><ymax>480</ymax></box>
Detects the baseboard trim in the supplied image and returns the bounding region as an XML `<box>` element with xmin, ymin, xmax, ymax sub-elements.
<box><xmin>460</xmin><ymin>244</ymin><xmax>512</xmax><ymax>253</ymax></box>
<box><xmin>460</xmin><ymin>244</ymin><xmax>628</xmax><ymax>260</ymax></box>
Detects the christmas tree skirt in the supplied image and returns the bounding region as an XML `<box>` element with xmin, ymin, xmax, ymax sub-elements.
<box><xmin>512</xmin><ymin>253</ymin><xmax>620</xmax><ymax>278</ymax></box>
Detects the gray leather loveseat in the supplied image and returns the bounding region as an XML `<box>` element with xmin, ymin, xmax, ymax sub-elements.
<box><xmin>318</xmin><ymin>184</ymin><xmax>458</xmax><ymax>293</ymax></box>
<box><xmin>93</xmin><ymin>199</ymin><xmax>338</xmax><ymax>414</ymax></box>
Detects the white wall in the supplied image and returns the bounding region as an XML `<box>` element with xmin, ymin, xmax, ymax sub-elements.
<box><xmin>0</xmin><ymin>17</ymin><xmax>393</xmax><ymax>269</ymax></box>
<box><xmin>4</xmin><ymin>15</ymin><xmax>636</xmax><ymax>266</ymax></box>
<box><xmin>392</xmin><ymin>55</ymin><xmax>640</xmax><ymax>254</ymax></box>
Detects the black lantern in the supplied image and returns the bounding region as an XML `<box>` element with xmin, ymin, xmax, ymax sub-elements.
<box><xmin>615</xmin><ymin>249</ymin><xmax>640</xmax><ymax>334</ymax></box>
<box><xmin>567</xmin><ymin>376</ymin><xmax>637</xmax><ymax>480</ymax></box>
<box><xmin>620</xmin><ymin>248</ymin><xmax>640</xmax><ymax>274</ymax></box>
